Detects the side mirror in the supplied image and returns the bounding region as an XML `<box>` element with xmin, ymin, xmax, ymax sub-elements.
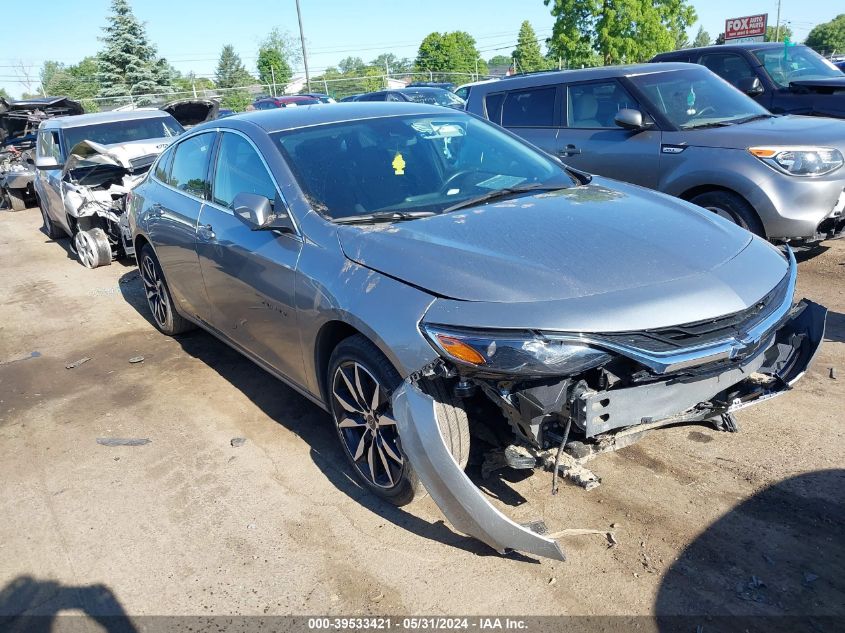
<box><xmin>614</xmin><ymin>108</ymin><xmax>648</xmax><ymax>130</ymax></box>
<box><xmin>233</xmin><ymin>192</ymin><xmax>295</xmax><ymax>233</ymax></box>
<box><xmin>737</xmin><ymin>76</ymin><xmax>764</xmax><ymax>97</ymax></box>
<box><xmin>35</xmin><ymin>155</ymin><xmax>62</xmax><ymax>170</ymax></box>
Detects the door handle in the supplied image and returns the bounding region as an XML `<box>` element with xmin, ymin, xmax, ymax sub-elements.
<box><xmin>197</xmin><ymin>223</ymin><xmax>216</xmax><ymax>241</ymax></box>
<box><xmin>558</xmin><ymin>145</ymin><xmax>581</xmax><ymax>157</ymax></box>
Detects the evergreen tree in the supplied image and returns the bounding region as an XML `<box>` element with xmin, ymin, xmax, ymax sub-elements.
<box><xmin>692</xmin><ymin>26</ymin><xmax>711</xmax><ymax>48</ymax></box>
<box><xmin>513</xmin><ymin>21</ymin><xmax>546</xmax><ymax>72</ymax></box>
<box><xmin>97</xmin><ymin>0</ymin><xmax>171</xmax><ymax>99</ymax></box>
<box><xmin>215</xmin><ymin>45</ymin><xmax>254</xmax><ymax>89</ymax></box>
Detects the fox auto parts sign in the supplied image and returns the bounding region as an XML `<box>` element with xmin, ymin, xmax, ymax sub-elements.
<box><xmin>724</xmin><ymin>14</ymin><xmax>768</xmax><ymax>42</ymax></box>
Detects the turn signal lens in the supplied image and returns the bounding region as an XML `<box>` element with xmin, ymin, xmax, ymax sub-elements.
<box><xmin>435</xmin><ymin>334</ymin><xmax>486</xmax><ymax>365</ymax></box>
<box><xmin>748</xmin><ymin>147</ymin><xmax>777</xmax><ymax>158</ymax></box>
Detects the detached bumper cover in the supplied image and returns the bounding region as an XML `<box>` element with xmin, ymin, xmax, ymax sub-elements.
<box><xmin>392</xmin><ymin>300</ymin><xmax>825</xmax><ymax>561</ymax></box>
<box><xmin>392</xmin><ymin>381</ymin><xmax>566</xmax><ymax>561</ymax></box>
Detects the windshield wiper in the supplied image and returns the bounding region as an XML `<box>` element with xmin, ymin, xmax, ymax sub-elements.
<box><xmin>682</xmin><ymin>120</ymin><xmax>735</xmax><ymax>129</ymax></box>
<box><xmin>732</xmin><ymin>113</ymin><xmax>777</xmax><ymax>125</ymax></box>
<box><xmin>443</xmin><ymin>183</ymin><xmax>569</xmax><ymax>213</ymax></box>
<box><xmin>332</xmin><ymin>210</ymin><xmax>437</xmax><ymax>225</ymax></box>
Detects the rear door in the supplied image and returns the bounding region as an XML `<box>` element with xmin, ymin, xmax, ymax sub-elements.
<box><xmin>557</xmin><ymin>79</ymin><xmax>661</xmax><ymax>188</ymax></box>
<box><xmin>147</xmin><ymin>132</ymin><xmax>215</xmax><ymax>319</ymax></box>
<box><xmin>197</xmin><ymin>130</ymin><xmax>305</xmax><ymax>385</ymax></box>
<box><xmin>496</xmin><ymin>85</ymin><xmax>560</xmax><ymax>155</ymax></box>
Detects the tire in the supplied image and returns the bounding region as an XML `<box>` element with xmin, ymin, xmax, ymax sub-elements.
<box><xmin>39</xmin><ymin>200</ymin><xmax>65</xmax><ymax>239</ymax></box>
<box><xmin>73</xmin><ymin>228</ymin><xmax>112</xmax><ymax>269</ymax></box>
<box><xmin>689</xmin><ymin>190</ymin><xmax>765</xmax><ymax>237</ymax></box>
<box><xmin>7</xmin><ymin>189</ymin><xmax>26</xmax><ymax>212</ymax></box>
<box><xmin>328</xmin><ymin>334</ymin><xmax>470</xmax><ymax>506</ymax></box>
<box><xmin>138</xmin><ymin>244</ymin><xmax>195</xmax><ymax>335</ymax></box>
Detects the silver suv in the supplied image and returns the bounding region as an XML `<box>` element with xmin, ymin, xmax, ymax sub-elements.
<box><xmin>465</xmin><ymin>63</ymin><xmax>845</xmax><ymax>244</ymax></box>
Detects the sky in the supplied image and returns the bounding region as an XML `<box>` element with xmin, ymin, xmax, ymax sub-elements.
<box><xmin>0</xmin><ymin>0</ymin><xmax>840</xmax><ymax>98</ymax></box>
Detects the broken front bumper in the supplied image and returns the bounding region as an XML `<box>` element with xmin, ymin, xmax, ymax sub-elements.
<box><xmin>391</xmin><ymin>300</ymin><xmax>826</xmax><ymax>561</ymax></box>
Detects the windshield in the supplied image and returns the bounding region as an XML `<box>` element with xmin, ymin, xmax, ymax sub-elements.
<box><xmin>754</xmin><ymin>45</ymin><xmax>843</xmax><ymax>88</ymax></box>
<box><xmin>63</xmin><ymin>115</ymin><xmax>184</xmax><ymax>151</ymax></box>
<box><xmin>629</xmin><ymin>67</ymin><xmax>770</xmax><ymax>129</ymax></box>
<box><xmin>273</xmin><ymin>113</ymin><xmax>574</xmax><ymax>220</ymax></box>
<box><xmin>402</xmin><ymin>90</ymin><xmax>465</xmax><ymax>107</ymax></box>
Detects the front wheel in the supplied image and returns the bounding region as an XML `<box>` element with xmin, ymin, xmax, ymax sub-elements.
<box><xmin>689</xmin><ymin>190</ymin><xmax>765</xmax><ymax>237</ymax></box>
<box><xmin>5</xmin><ymin>188</ymin><xmax>27</xmax><ymax>211</ymax></box>
<box><xmin>73</xmin><ymin>228</ymin><xmax>112</xmax><ymax>269</ymax></box>
<box><xmin>328</xmin><ymin>334</ymin><xmax>469</xmax><ymax>506</ymax></box>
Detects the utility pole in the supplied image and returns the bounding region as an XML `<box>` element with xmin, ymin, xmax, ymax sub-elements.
<box><xmin>774</xmin><ymin>0</ymin><xmax>782</xmax><ymax>42</ymax></box>
<box><xmin>295</xmin><ymin>0</ymin><xmax>311</xmax><ymax>92</ymax></box>
<box><xmin>385</xmin><ymin>59</ymin><xmax>390</xmax><ymax>89</ymax></box>
<box><xmin>271</xmin><ymin>66</ymin><xmax>277</xmax><ymax>97</ymax></box>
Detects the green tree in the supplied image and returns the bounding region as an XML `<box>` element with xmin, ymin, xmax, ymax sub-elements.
<box><xmin>692</xmin><ymin>26</ymin><xmax>711</xmax><ymax>47</ymax></box>
<box><xmin>257</xmin><ymin>27</ymin><xmax>296</xmax><ymax>90</ymax></box>
<box><xmin>765</xmin><ymin>25</ymin><xmax>793</xmax><ymax>42</ymax></box>
<box><xmin>715</xmin><ymin>32</ymin><xmax>725</xmax><ymax>45</ymax></box>
<box><xmin>215</xmin><ymin>45</ymin><xmax>254</xmax><ymax>89</ymax></box>
<box><xmin>41</xmin><ymin>57</ymin><xmax>101</xmax><ymax>100</ymax></box>
<box><xmin>805</xmin><ymin>15</ymin><xmax>845</xmax><ymax>54</ymax></box>
<box><xmin>371</xmin><ymin>53</ymin><xmax>412</xmax><ymax>74</ymax></box>
<box><xmin>488</xmin><ymin>54</ymin><xmax>512</xmax><ymax>67</ymax></box>
<box><xmin>338</xmin><ymin>56</ymin><xmax>367</xmax><ymax>75</ymax></box>
<box><xmin>221</xmin><ymin>89</ymin><xmax>253</xmax><ymax>112</ymax></box>
<box><xmin>97</xmin><ymin>0</ymin><xmax>172</xmax><ymax>99</ymax></box>
<box><xmin>415</xmin><ymin>31</ymin><xmax>484</xmax><ymax>75</ymax></box>
<box><xmin>545</xmin><ymin>0</ymin><xmax>696</xmax><ymax>66</ymax></box>
<box><xmin>513</xmin><ymin>21</ymin><xmax>545</xmax><ymax>72</ymax></box>
<box><xmin>0</xmin><ymin>87</ymin><xmax>9</xmax><ymax>100</ymax></box>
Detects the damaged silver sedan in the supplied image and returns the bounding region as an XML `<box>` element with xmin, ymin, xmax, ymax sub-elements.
<box><xmin>128</xmin><ymin>103</ymin><xmax>826</xmax><ymax>561</ymax></box>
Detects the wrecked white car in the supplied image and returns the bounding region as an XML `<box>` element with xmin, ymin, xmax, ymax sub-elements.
<box><xmin>34</xmin><ymin>109</ymin><xmax>184</xmax><ymax>268</ymax></box>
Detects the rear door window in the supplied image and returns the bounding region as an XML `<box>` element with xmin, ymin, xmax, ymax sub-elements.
<box><xmin>484</xmin><ymin>93</ymin><xmax>505</xmax><ymax>123</ymax></box>
<box><xmin>501</xmin><ymin>87</ymin><xmax>556</xmax><ymax>127</ymax></box>
<box><xmin>167</xmin><ymin>132</ymin><xmax>214</xmax><ymax>199</ymax></box>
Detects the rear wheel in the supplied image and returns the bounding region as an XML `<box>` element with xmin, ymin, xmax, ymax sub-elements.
<box><xmin>690</xmin><ymin>190</ymin><xmax>765</xmax><ymax>237</ymax></box>
<box><xmin>328</xmin><ymin>334</ymin><xmax>469</xmax><ymax>506</ymax></box>
<box><xmin>73</xmin><ymin>228</ymin><xmax>112</xmax><ymax>269</ymax></box>
<box><xmin>6</xmin><ymin>189</ymin><xmax>26</xmax><ymax>212</ymax></box>
<box><xmin>139</xmin><ymin>244</ymin><xmax>195</xmax><ymax>335</ymax></box>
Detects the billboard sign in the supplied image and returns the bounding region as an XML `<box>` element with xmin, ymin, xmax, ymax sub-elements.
<box><xmin>724</xmin><ymin>14</ymin><xmax>768</xmax><ymax>42</ymax></box>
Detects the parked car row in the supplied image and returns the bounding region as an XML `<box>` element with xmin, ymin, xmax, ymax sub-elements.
<box><xmin>464</xmin><ymin>60</ymin><xmax>845</xmax><ymax>244</ymax></box>
<box><xmin>20</xmin><ymin>50</ymin><xmax>834</xmax><ymax>562</ymax></box>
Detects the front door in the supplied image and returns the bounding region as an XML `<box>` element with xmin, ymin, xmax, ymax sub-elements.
<box><xmin>34</xmin><ymin>130</ymin><xmax>67</xmax><ymax>233</ymax></box>
<box><xmin>197</xmin><ymin>131</ymin><xmax>305</xmax><ymax>386</ymax></box>
<box><xmin>557</xmin><ymin>79</ymin><xmax>661</xmax><ymax>189</ymax></box>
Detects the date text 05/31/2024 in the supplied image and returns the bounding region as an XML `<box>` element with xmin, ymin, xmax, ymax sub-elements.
<box><xmin>307</xmin><ymin>617</ymin><xmax>529</xmax><ymax>630</ymax></box>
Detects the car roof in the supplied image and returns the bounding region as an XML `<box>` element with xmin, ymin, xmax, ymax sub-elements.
<box><xmin>192</xmin><ymin>102</ymin><xmax>454</xmax><ymax>134</ymax></box>
<box><xmin>472</xmin><ymin>62</ymin><xmax>696</xmax><ymax>92</ymax></box>
<box><xmin>41</xmin><ymin>108</ymin><xmax>174</xmax><ymax>129</ymax></box>
<box><xmin>654</xmin><ymin>42</ymin><xmax>806</xmax><ymax>58</ymax></box>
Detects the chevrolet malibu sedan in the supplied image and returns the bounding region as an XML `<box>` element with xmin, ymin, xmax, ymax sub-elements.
<box><xmin>128</xmin><ymin>103</ymin><xmax>825</xmax><ymax>560</ymax></box>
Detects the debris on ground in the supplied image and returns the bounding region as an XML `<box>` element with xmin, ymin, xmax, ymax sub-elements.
<box><xmin>128</xmin><ymin>356</ymin><xmax>145</xmax><ymax>364</ymax></box>
<box><xmin>231</xmin><ymin>437</ymin><xmax>246</xmax><ymax>448</ymax></box>
<box><xmin>65</xmin><ymin>357</ymin><xmax>91</xmax><ymax>369</ymax></box>
<box><xmin>96</xmin><ymin>437</ymin><xmax>151</xmax><ymax>447</ymax></box>
<box><xmin>120</xmin><ymin>272</ymin><xmax>139</xmax><ymax>284</ymax></box>
<box><xmin>830</xmin><ymin>367</ymin><xmax>836</xmax><ymax>380</ymax></box>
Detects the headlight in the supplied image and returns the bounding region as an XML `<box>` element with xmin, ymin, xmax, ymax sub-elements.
<box><xmin>749</xmin><ymin>146</ymin><xmax>844</xmax><ymax>177</ymax></box>
<box><xmin>422</xmin><ymin>325</ymin><xmax>612</xmax><ymax>376</ymax></box>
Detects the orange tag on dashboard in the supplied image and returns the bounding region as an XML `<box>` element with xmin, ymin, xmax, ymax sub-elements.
<box><xmin>392</xmin><ymin>152</ymin><xmax>405</xmax><ymax>175</ymax></box>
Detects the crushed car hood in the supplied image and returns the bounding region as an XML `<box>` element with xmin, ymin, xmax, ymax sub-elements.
<box><xmin>0</xmin><ymin>96</ymin><xmax>83</xmax><ymax>146</ymax></box>
<box><xmin>63</xmin><ymin>137</ymin><xmax>174</xmax><ymax>177</ymax></box>
<box><xmin>678</xmin><ymin>114</ymin><xmax>845</xmax><ymax>150</ymax></box>
<box><xmin>160</xmin><ymin>99</ymin><xmax>219</xmax><ymax>127</ymax></box>
<box><xmin>337</xmin><ymin>179</ymin><xmax>760</xmax><ymax>306</ymax></box>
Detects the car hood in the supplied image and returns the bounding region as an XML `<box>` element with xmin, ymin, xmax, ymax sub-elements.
<box><xmin>337</xmin><ymin>179</ymin><xmax>761</xmax><ymax>305</ymax></box>
<box><xmin>160</xmin><ymin>99</ymin><xmax>219</xmax><ymax>128</ymax></box>
<box><xmin>680</xmin><ymin>114</ymin><xmax>845</xmax><ymax>150</ymax></box>
<box><xmin>789</xmin><ymin>77</ymin><xmax>845</xmax><ymax>93</ymax></box>
<box><xmin>62</xmin><ymin>137</ymin><xmax>174</xmax><ymax>177</ymax></box>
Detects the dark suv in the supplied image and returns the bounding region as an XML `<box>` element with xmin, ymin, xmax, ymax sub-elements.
<box><xmin>652</xmin><ymin>43</ymin><xmax>845</xmax><ymax>119</ymax></box>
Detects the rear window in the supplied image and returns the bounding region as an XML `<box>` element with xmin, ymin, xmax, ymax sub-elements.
<box><xmin>501</xmin><ymin>87</ymin><xmax>556</xmax><ymax>127</ymax></box>
<box><xmin>484</xmin><ymin>93</ymin><xmax>504</xmax><ymax>123</ymax></box>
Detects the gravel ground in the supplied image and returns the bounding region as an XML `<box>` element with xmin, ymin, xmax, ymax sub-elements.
<box><xmin>0</xmin><ymin>206</ymin><xmax>842</xmax><ymax>621</ymax></box>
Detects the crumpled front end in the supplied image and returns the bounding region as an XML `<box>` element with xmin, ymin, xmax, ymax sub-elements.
<box><xmin>391</xmin><ymin>248</ymin><xmax>826</xmax><ymax>560</ymax></box>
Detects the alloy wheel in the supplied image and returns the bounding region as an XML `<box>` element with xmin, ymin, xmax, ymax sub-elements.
<box><xmin>331</xmin><ymin>362</ymin><xmax>404</xmax><ymax>489</ymax></box>
<box><xmin>141</xmin><ymin>254</ymin><xmax>170</xmax><ymax>328</ymax></box>
<box><xmin>73</xmin><ymin>231</ymin><xmax>97</xmax><ymax>268</ymax></box>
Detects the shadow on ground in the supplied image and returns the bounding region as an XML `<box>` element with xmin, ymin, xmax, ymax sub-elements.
<box><xmin>656</xmin><ymin>469</ymin><xmax>845</xmax><ymax>628</ymax></box>
<box><xmin>0</xmin><ymin>576</ymin><xmax>136</xmax><ymax>632</ymax></box>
